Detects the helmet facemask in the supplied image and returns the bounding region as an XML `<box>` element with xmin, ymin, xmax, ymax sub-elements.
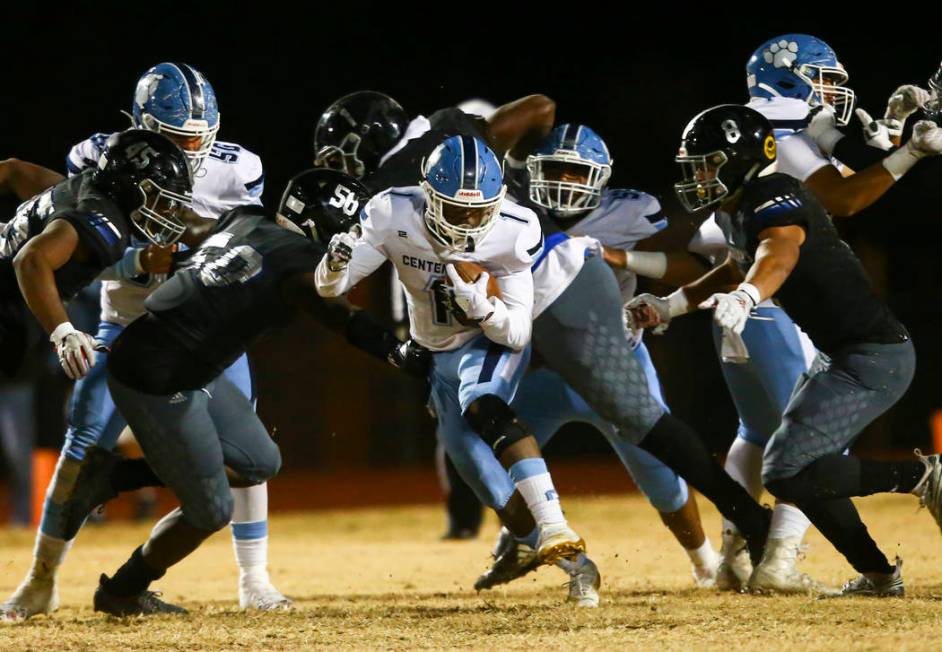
<box><xmin>674</xmin><ymin>150</ymin><xmax>731</xmax><ymax>212</ymax></box>
<box><xmin>422</xmin><ymin>181</ymin><xmax>505</xmax><ymax>251</ymax></box>
<box><xmin>132</xmin><ymin>178</ymin><xmax>190</xmax><ymax>246</ymax></box>
<box><xmin>139</xmin><ymin>112</ymin><xmax>220</xmax><ymax>171</ymax></box>
<box><xmin>797</xmin><ymin>63</ymin><xmax>856</xmax><ymax>126</ymax></box>
<box><xmin>526</xmin><ymin>153</ymin><xmax>611</xmax><ymax>215</ymax></box>
<box><xmin>313</xmin><ymin>134</ymin><xmax>366</xmax><ymax>179</ymax></box>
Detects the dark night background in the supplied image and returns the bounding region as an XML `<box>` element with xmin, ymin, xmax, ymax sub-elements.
<box><xmin>2</xmin><ymin>6</ymin><xmax>941</xmax><ymax>477</ymax></box>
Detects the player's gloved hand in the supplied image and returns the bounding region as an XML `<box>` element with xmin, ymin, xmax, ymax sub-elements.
<box><xmin>698</xmin><ymin>284</ymin><xmax>760</xmax><ymax>336</ymax></box>
<box><xmin>445</xmin><ymin>264</ymin><xmax>494</xmax><ymax>323</ymax></box>
<box><xmin>140</xmin><ymin>244</ymin><xmax>176</xmax><ymax>274</ymax></box>
<box><xmin>388</xmin><ymin>339</ymin><xmax>431</xmax><ymax>377</ymax></box>
<box><xmin>885</xmin><ymin>84</ymin><xmax>930</xmax><ymax>122</ymax></box>
<box><xmin>625</xmin><ymin>293</ymin><xmax>673</xmax><ymax>334</ymax></box>
<box><xmin>855</xmin><ymin>108</ymin><xmax>898</xmax><ymax>151</ymax></box>
<box><xmin>805</xmin><ymin>105</ymin><xmax>844</xmax><ymax>156</ymax></box>
<box><xmin>326</xmin><ymin>225</ymin><xmax>360</xmax><ymax>272</ymax></box>
<box><xmin>50</xmin><ymin>322</ymin><xmax>98</xmax><ymax>380</ymax></box>
<box><xmin>882</xmin><ymin>120</ymin><xmax>942</xmax><ymax>180</ymax></box>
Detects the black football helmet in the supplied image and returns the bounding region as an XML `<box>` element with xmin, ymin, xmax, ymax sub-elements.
<box><xmin>313</xmin><ymin>91</ymin><xmax>409</xmax><ymax>179</ymax></box>
<box><xmin>91</xmin><ymin>129</ymin><xmax>193</xmax><ymax>245</ymax></box>
<box><xmin>276</xmin><ymin>168</ymin><xmax>371</xmax><ymax>242</ymax></box>
<box><xmin>924</xmin><ymin>61</ymin><xmax>942</xmax><ymax>125</ymax></box>
<box><xmin>674</xmin><ymin>104</ymin><xmax>777</xmax><ymax>212</ymax></box>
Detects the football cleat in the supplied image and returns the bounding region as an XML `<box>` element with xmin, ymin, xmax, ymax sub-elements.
<box><xmin>565</xmin><ymin>556</ymin><xmax>601</xmax><ymax>608</ymax></box>
<box><xmin>474</xmin><ymin>529</ymin><xmax>540</xmax><ymax>591</ymax></box>
<box><xmin>716</xmin><ymin>528</ymin><xmax>752</xmax><ymax>591</ymax></box>
<box><xmin>93</xmin><ymin>574</ymin><xmax>187</xmax><ymax>616</ymax></box>
<box><xmin>0</xmin><ymin>576</ymin><xmax>58</xmax><ymax>623</ymax></box>
<box><xmin>748</xmin><ymin>537</ymin><xmax>831</xmax><ymax>594</ymax></box>
<box><xmin>914</xmin><ymin>450</ymin><xmax>942</xmax><ymax>534</ymax></box>
<box><xmin>825</xmin><ymin>558</ymin><xmax>904</xmax><ymax>599</ymax></box>
<box><xmin>536</xmin><ymin>523</ymin><xmax>586</xmax><ymax>565</ymax></box>
<box><xmin>239</xmin><ymin>574</ymin><xmax>293</xmax><ymax>611</ymax></box>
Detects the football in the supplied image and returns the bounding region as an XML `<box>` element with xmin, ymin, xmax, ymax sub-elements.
<box><xmin>452</xmin><ymin>261</ymin><xmax>502</xmax><ymax>299</ymax></box>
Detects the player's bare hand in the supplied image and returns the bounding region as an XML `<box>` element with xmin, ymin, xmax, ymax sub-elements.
<box><xmin>140</xmin><ymin>244</ymin><xmax>176</xmax><ymax>274</ymax></box>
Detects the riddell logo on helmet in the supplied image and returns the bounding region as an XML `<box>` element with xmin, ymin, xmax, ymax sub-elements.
<box><xmin>455</xmin><ymin>190</ymin><xmax>483</xmax><ymax>199</ymax></box>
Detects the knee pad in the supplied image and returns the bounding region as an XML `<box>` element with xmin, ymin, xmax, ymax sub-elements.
<box><xmin>463</xmin><ymin>395</ymin><xmax>530</xmax><ymax>458</ymax></box>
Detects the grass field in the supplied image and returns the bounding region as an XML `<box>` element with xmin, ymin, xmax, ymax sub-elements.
<box><xmin>2</xmin><ymin>492</ymin><xmax>941</xmax><ymax>650</ymax></box>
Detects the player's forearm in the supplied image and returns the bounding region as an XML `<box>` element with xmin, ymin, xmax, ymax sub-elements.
<box><xmin>742</xmin><ymin>239</ymin><xmax>799</xmax><ymax>302</ymax></box>
<box><xmin>97</xmin><ymin>247</ymin><xmax>144</xmax><ymax>281</ymax></box>
<box><xmin>13</xmin><ymin>249</ymin><xmax>70</xmax><ymax>334</ymax></box>
<box><xmin>832</xmin><ymin>137</ymin><xmax>890</xmax><ymax>171</ymax></box>
<box><xmin>811</xmin><ymin>165</ymin><xmax>895</xmax><ymax>217</ymax></box>
<box><xmin>0</xmin><ymin>158</ymin><xmax>64</xmax><ymax>200</ymax></box>
<box><xmin>679</xmin><ymin>257</ymin><xmax>744</xmax><ymax>308</ymax></box>
<box><xmin>487</xmin><ymin>94</ymin><xmax>556</xmax><ymax>159</ymax></box>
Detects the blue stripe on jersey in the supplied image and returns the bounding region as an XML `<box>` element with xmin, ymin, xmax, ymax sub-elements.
<box><xmin>478</xmin><ymin>342</ymin><xmax>506</xmax><ymax>383</ymax></box>
<box><xmin>526</xmin><ymin>233</ymin><xmax>544</xmax><ymax>257</ymax></box>
<box><xmin>499</xmin><ymin>212</ymin><xmax>528</xmax><ymax>224</ymax></box>
<box><xmin>531</xmin><ymin>231</ymin><xmax>569</xmax><ymax>270</ymax></box>
<box><xmin>66</xmin><ymin>157</ymin><xmax>83</xmax><ymax>174</ymax></box>
<box><xmin>175</xmin><ymin>62</ymin><xmax>205</xmax><ymax>119</ymax></box>
<box><xmin>460</xmin><ymin>135</ymin><xmax>476</xmax><ymax>190</ymax></box>
<box><xmin>87</xmin><ymin>214</ymin><xmax>120</xmax><ymax>246</ymax></box>
<box><xmin>244</xmin><ymin>172</ymin><xmax>265</xmax><ymax>196</ymax></box>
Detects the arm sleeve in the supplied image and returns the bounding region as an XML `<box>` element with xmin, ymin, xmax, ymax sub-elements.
<box><xmin>776</xmin><ymin>133</ymin><xmax>831</xmax><ymax>182</ymax></box>
<box><xmin>481</xmin><ymin>268</ymin><xmax>533</xmax><ymax>350</ymax></box>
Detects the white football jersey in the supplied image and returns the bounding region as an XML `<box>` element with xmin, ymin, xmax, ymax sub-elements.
<box><xmin>67</xmin><ymin>133</ymin><xmax>264</xmax><ymax>325</ymax></box>
<box><xmin>746</xmin><ymin>97</ymin><xmax>831</xmax><ymax>182</ymax></box>
<box><xmin>316</xmin><ymin>186</ymin><xmax>542</xmax><ymax>352</ymax></box>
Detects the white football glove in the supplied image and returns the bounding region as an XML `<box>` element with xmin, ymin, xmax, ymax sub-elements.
<box><xmin>698</xmin><ymin>286</ymin><xmax>759</xmax><ymax>336</ymax></box>
<box><xmin>805</xmin><ymin>106</ymin><xmax>844</xmax><ymax>157</ymax></box>
<box><xmin>325</xmin><ymin>226</ymin><xmax>360</xmax><ymax>272</ymax></box>
<box><xmin>855</xmin><ymin>108</ymin><xmax>898</xmax><ymax>151</ymax></box>
<box><xmin>885</xmin><ymin>84</ymin><xmax>931</xmax><ymax>122</ymax></box>
<box><xmin>50</xmin><ymin>322</ymin><xmax>98</xmax><ymax>380</ymax></box>
<box><xmin>625</xmin><ymin>293</ymin><xmax>672</xmax><ymax>332</ymax></box>
<box><xmin>445</xmin><ymin>264</ymin><xmax>494</xmax><ymax>321</ymax></box>
<box><xmin>882</xmin><ymin>120</ymin><xmax>942</xmax><ymax>180</ymax></box>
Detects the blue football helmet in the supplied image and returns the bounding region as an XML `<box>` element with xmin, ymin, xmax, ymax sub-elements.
<box><xmin>746</xmin><ymin>35</ymin><xmax>856</xmax><ymax>125</ymax></box>
<box><xmin>131</xmin><ymin>62</ymin><xmax>220</xmax><ymax>169</ymax></box>
<box><xmin>526</xmin><ymin>124</ymin><xmax>612</xmax><ymax>215</ymax></box>
<box><xmin>421</xmin><ymin>135</ymin><xmax>506</xmax><ymax>251</ymax></box>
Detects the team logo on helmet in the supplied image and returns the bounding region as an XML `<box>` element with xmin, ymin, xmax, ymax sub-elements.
<box><xmin>763</xmin><ymin>134</ymin><xmax>777</xmax><ymax>159</ymax></box>
<box><xmin>763</xmin><ymin>40</ymin><xmax>799</xmax><ymax>69</ymax></box>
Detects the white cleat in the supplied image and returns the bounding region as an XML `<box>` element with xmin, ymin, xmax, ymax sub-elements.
<box><xmin>239</xmin><ymin>575</ymin><xmax>293</xmax><ymax>611</ymax></box>
<box><xmin>914</xmin><ymin>450</ymin><xmax>942</xmax><ymax>534</ymax></box>
<box><xmin>748</xmin><ymin>537</ymin><xmax>831</xmax><ymax>594</ymax></box>
<box><xmin>716</xmin><ymin>529</ymin><xmax>752</xmax><ymax>592</ymax></box>
<box><xmin>0</xmin><ymin>576</ymin><xmax>59</xmax><ymax>623</ymax></box>
<box><xmin>536</xmin><ymin>523</ymin><xmax>586</xmax><ymax>565</ymax></box>
<box><xmin>566</xmin><ymin>557</ymin><xmax>601</xmax><ymax>608</ymax></box>
<box><xmin>692</xmin><ymin>548</ymin><xmax>721</xmax><ymax>588</ymax></box>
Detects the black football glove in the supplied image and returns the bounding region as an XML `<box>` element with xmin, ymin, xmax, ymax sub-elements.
<box><xmin>388</xmin><ymin>339</ymin><xmax>431</xmax><ymax>378</ymax></box>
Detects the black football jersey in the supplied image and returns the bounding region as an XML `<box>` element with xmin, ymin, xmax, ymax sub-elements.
<box><xmin>714</xmin><ymin>173</ymin><xmax>908</xmax><ymax>353</ymax></box>
<box><xmin>363</xmin><ymin>108</ymin><xmax>489</xmax><ymax>192</ymax></box>
<box><xmin>0</xmin><ymin>170</ymin><xmax>130</xmax><ymax>300</ymax></box>
<box><xmin>108</xmin><ymin>206</ymin><xmax>324</xmax><ymax>393</ymax></box>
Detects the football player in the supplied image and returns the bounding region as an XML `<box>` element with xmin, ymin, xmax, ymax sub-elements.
<box><xmin>2</xmin><ymin>62</ymin><xmax>283</xmax><ymax>622</ymax></box>
<box><xmin>315</xmin><ymin>136</ymin><xmax>595</xmax><ymax>594</ymax></box>
<box><xmin>633</xmin><ymin>104</ymin><xmax>942</xmax><ymax>596</ymax></box>
<box><xmin>77</xmin><ymin>168</ymin><xmax>424</xmax><ymax>616</ymax></box>
<box><xmin>475</xmin><ymin>124</ymin><xmax>721</xmax><ymax>590</ymax></box>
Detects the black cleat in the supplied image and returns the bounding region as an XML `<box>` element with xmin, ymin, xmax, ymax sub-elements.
<box><xmin>93</xmin><ymin>574</ymin><xmax>187</xmax><ymax>616</ymax></box>
<box><xmin>474</xmin><ymin>529</ymin><xmax>541</xmax><ymax>591</ymax></box>
<box><xmin>61</xmin><ymin>447</ymin><xmax>121</xmax><ymax>539</ymax></box>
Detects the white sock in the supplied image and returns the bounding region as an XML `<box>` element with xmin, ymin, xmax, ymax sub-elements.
<box><xmin>685</xmin><ymin>537</ymin><xmax>718</xmax><ymax>569</ymax></box>
<box><xmin>231</xmin><ymin>484</ymin><xmax>270</xmax><ymax>579</ymax></box>
<box><xmin>722</xmin><ymin>437</ymin><xmax>764</xmax><ymax>535</ymax></box>
<box><xmin>30</xmin><ymin>532</ymin><xmax>72</xmax><ymax>581</ymax></box>
<box><xmin>514</xmin><ymin>473</ymin><xmax>565</xmax><ymax>526</ymax></box>
<box><xmin>768</xmin><ymin>503</ymin><xmax>811</xmax><ymax>541</ymax></box>
<box><xmin>509</xmin><ymin>458</ymin><xmax>566</xmax><ymax>527</ymax></box>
